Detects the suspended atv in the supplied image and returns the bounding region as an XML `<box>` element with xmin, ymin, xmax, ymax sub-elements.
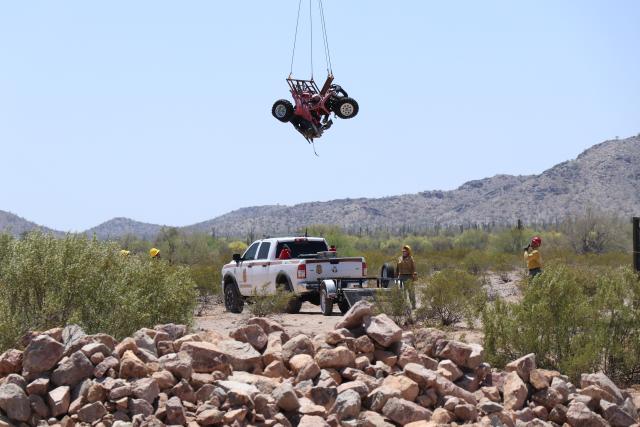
<box><xmin>272</xmin><ymin>74</ymin><xmax>359</xmax><ymax>142</ymax></box>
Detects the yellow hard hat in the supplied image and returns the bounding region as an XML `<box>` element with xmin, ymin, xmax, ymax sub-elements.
<box><xmin>119</xmin><ymin>250</ymin><xmax>130</xmax><ymax>256</ymax></box>
<box><xmin>149</xmin><ymin>248</ymin><xmax>160</xmax><ymax>258</ymax></box>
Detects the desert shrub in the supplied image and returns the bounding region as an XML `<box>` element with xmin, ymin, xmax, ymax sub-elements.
<box><xmin>427</xmin><ymin>236</ymin><xmax>454</xmax><ymax>252</ymax></box>
<box><xmin>248</xmin><ymin>286</ymin><xmax>293</xmax><ymax>317</ymax></box>
<box><xmin>488</xmin><ymin>253</ymin><xmax>517</xmax><ymax>282</ymax></box>
<box><xmin>416</xmin><ymin>269</ymin><xmax>485</xmax><ymax>326</ymax></box>
<box><xmin>228</xmin><ymin>240</ymin><xmax>248</xmax><ymax>254</ymax></box>
<box><xmin>461</xmin><ymin>250</ymin><xmax>490</xmax><ymax>275</ymax></box>
<box><xmin>0</xmin><ymin>232</ymin><xmax>197</xmax><ymax>350</ymax></box>
<box><xmin>454</xmin><ymin>229</ymin><xmax>489</xmax><ymax>250</ymax></box>
<box><xmin>373</xmin><ymin>285</ymin><xmax>413</xmax><ymax>326</ymax></box>
<box><xmin>483</xmin><ymin>265</ymin><xmax>640</xmax><ymax>384</ymax></box>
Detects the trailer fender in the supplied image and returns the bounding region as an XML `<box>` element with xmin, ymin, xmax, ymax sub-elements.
<box><xmin>320</xmin><ymin>279</ymin><xmax>338</xmax><ymax>299</ymax></box>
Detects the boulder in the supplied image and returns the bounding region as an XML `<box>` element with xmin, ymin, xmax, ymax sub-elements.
<box><xmin>230</xmin><ymin>324</ymin><xmax>268</xmax><ymax>352</ymax></box>
<box><xmin>180</xmin><ymin>342</ymin><xmax>231</xmax><ymax>373</ymax></box>
<box><xmin>94</xmin><ymin>356</ymin><xmax>119</xmax><ymax>378</ymax></box>
<box><xmin>332</xmin><ymin>389</ymin><xmax>361</xmax><ymax>421</ymax></box>
<box><xmin>263</xmin><ymin>332</ymin><xmax>285</xmax><ymax>365</ymax></box>
<box><xmin>77</xmin><ymin>401</ymin><xmax>107</xmax><ymax>423</ymax></box>
<box><xmin>165</xmin><ymin>396</ymin><xmax>187</xmax><ymax>425</ymax></box>
<box><xmin>435</xmin><ymin>340</ymin><xmax>477</xmax><ymax>369</ymax></box>
<box><xmin>600</xmin><ymin>399</ymin><xmax>636</xmax><ymax>427</ymax></box>
<box><xmin>119</xmin><ymin>350</ymin><xmax>147</xmax><ymax>379</ymax></box>
<box><xmin>566</xmin><ymin>401</ymin><xmax>609</xmax><ymax>427</ymax></box>
<box><xmin>282</xmin><ymin>334</ymin><xmax>315</xmax><ymax>362</ymax></box>
<box><xmin>51</xmin><ymin>351</ymin><xmax>94</xmax><ymax>387</ymax></box>
<box><xmin>290</xmin><ymin>354</ymin><xmax>321</xmax><ymax>382</ymax></box>
<box><xmin>382</xmin><ymin>375</ymin><xmax>419</xmax><ymax>402</ymax></box>
<box><xmin>437</xmin><ymin>359</ymin><xmax>463</xmax><ymax>382</ymax></box>
<box><xmin>299</xmin><ymin>414</ymin><xmax>330</xmax><ymax>427</ymax></box>
<box><xmin>315</xmin><ymin>346</ymin><xmax>356</xmax><ymax>370</ymax></box>
<box><xmin>382</xmin><ymin>397</ymin><xmax>432</xmax><ymax>425</ymax></box>
<box><xmin>154</xmin><ymin>323</ymin><xmax>187</xmax><ymax>341</ymax></box>
<box><xmin>273</xmin><ymin>382</ymin><xmax>299</xmax><ymax>412</ymax></box>
<box><xmin>503</xmin><ymin>371</ymin><xmax>527</xmax><ymax>410</ymax></box>
<box><xmin>581</xmin><ymin>372</ymin><xmax>624</xmax><ymax>404</ymax></box>
<box><xmin>336</xmin><ymin>300</ymin><xmax>373</xmax><ymax>330</ymax></box>
<box><xmin>159</xmin><ymin>351</ymin><xmax>193</xmax><ymax>379</ymax></box>
<box><xmin>0</xmin><ymin>350</ymin><xmax>23</xmax><ymax>376</ymax></box>
<box><xmin>0</xmin><ymin>383</ymin><xmax>31</xmax><ymax>422</ymax></box>
<box><xmin>22</xmin><ymin>335</ymin><xmax>64</xmax><ymax>375</ymax></box>
<box><xmin>366</xmin><ymin>386</ymin><xmax>401</xmax><ymax>412</ymax></box>
<box><xmin>132</xmin><ymin>378</ymin><xmax>159</xmax><ymax>404</ymax></box>
<box><xmin>454</xmin><ymin>403</ymin><xmax>478</xmax><ymax>422</ymax></box>
<box><xmin>505</xmin><ymin>353</ymin><xmax>536</xmax><ymax>382</ymax></box>
<box><xmin>26</xmin><ymin>378</ymin><xmax>49</xmax><ymax>396</ymax></box>
<box><xmin>364</xmin><ymin>314</ymin><xmax>402</xmax><ymax>347</ymax></box>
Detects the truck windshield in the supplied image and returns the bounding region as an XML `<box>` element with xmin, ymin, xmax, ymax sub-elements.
<box><xmin>276</xmin><ymin>240</ymin><xmax>328</xmax><ymax>259</ymax></box>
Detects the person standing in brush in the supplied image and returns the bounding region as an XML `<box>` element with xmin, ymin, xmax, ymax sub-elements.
<box><xmin>397</xmin><ymin>245</ymin><xmax>418</xmax><ymax>308</ymax></box>
<box><xmin>524</xmin><ymin>236</ymin><xmax>543</xmax><ymax>277</ymax></box>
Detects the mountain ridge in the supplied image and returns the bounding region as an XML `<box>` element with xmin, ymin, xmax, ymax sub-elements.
<box><xmin>2</xmin><ymin>135</ymin><xmax>639</xmax><ymax>239</ymax></box>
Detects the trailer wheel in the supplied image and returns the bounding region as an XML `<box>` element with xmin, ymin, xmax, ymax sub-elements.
<box><xmin>337</xmin><ymin>298</ymin><xmax>350</xmax><ymax>314</ymax></box>
<box><xmin>381</xmin><ymin>263</ymin><xmax>396</xmax><ymax>288</ymax></box>
<box><xmin>224</xmin><ymin>281</ymin><xmax>244</xmax><ymax>313</ymax></box>
<box><xmin>319</xmin><ymin>289</ymin><xmax>334</xmax><ymax>316</ymax></box>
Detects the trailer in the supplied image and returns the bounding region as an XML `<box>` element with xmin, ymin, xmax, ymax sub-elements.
<box><xmin>318</xmin><ymin>272</ymin><xmax>406</xmax><ymax>316</ymax></box>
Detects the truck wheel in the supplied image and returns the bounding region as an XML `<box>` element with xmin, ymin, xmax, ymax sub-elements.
<box><xmin>381</xmin><ymin>263</ymin><xmax>396</xmax><ymax>288</ymax></box>
<box><xmin>334</xmin><ymin>97</ymin><xmax>359</xmax><ymax>119</ymax></box>
<box><xmin>224</xmin><ymin>282</ymin><xmax>244</xmax><ymax>314</ymax></box>
<box><xmin>272</xmin><ymin>99</ymin><xmax>294</xmax><ymax>122</ymax></box>
<box><xmin>320</xmin><ymin>289</ymin><xmax>334</xmax><ymax>316</ymax></box>
<box><xmin>285</xmin><ymin>297</ymin><xmax>302</xmax><ymax>314</ymax></box>
<box><xmin>337</xmin><ymin>298</ymin><xmax>350</xmax><ymax>314</ymax></box>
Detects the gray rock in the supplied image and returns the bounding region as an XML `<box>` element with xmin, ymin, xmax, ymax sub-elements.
<box><xmin>0</xmin><ymin>383</ymin><xmax>31</xmax><ymax>422</ymax></box>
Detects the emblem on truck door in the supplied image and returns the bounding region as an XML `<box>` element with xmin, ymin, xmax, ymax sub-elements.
<box><xmin>332</xmin><ymin>265</ymin><xmax>338</xmax><ymax>273</ymax></box>
<box><xmin>316</xmin><ymin>265</ymin><xmax>323</xmax><ymax>274</ymax></box>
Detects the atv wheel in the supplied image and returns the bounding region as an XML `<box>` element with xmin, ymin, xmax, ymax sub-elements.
<box><xmin>320</xmin><ymin>289</ymin><xmax>334</xmax><ymax>316</ymax></box>
<box><xmin>334</xmin><ymin>97</ymin><xmax>359</xmax><ymax>119</ymax></box>
<box><xmin>224</xmin><ymin>282</ymin><xmax>244</xmax><ymax>313</ymax></box>
<box><xmin>337</xmin><ymin>298</ymin><xmax>351</xmax><ymax>314</ymax></box>
<box><xmin>381</xmin><ymin>263</ymin><xmax>396</xmax><ymax>288</ymax></box>
<box><xmin>272</xmin><ymin>99</ymin><xmax>294</xmax><ymax>122</ymax></box>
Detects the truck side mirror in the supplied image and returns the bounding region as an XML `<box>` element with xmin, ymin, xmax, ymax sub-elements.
<box><xmin>232</xmin><ymin>254</ymin><xmax>242</xmax><ymax>264</ymax></box>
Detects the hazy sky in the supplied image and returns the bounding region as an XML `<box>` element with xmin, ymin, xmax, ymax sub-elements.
<box><xmin>1</xmin><ymin>1</ymin><xmax>639</xmax><ymax>231</ymax></box>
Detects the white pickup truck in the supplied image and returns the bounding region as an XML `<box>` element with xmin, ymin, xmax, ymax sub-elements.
<box><xmin>221</xmin><ymin>237</ymin><xmax>367</xmax><ymax>314</ymax></box>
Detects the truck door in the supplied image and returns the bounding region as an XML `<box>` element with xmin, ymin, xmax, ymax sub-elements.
<box><xmin>254</xmin><ymin>242</ymin><xmax>274</xmax><ymax>293</ymax></box>
<box><xmin>238</xmin><ymin>241</ymin><xmax>260</xmax><ymax>295</ymax></box>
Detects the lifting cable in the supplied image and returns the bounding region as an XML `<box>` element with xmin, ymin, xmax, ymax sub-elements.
<box><xmin>289</xmin><ymin>0</ymin><xmax>333</xmax><ymax>78</ymax></box>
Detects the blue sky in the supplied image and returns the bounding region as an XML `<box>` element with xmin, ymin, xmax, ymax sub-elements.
<box><xmin>1</xmin><ymin>1</ymin><xmax>639</xmax><ymax>231</ymax></box>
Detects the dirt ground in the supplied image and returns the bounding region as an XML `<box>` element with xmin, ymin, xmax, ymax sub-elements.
<box><xmin>194</xmin><ymin>271</ymin><xmax>523</xmax><ymax>345</ymax></box>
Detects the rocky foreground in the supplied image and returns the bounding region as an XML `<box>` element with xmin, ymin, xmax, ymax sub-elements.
<box><xmin>0</xmin><ymin>301</ymin><xmax>638</xmax><ymax>427</ymax></box>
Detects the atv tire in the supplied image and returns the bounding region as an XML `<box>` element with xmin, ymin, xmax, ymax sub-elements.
<box><xmin>272</xmin><ymin>99</ymin><xmax>294</xmax><ymax>122</ymax></box>
<box><xmin>224</xmin><ymin>282</ymin><xmax>244</xmax><ymax>313</ymax></box>
<box><xmin>334</xmin><ymin>97</ymin><xmax>359</xmax><ymax>119</ymax></box>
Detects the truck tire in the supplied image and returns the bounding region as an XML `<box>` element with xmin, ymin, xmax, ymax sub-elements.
<box><xmin>277</xmin><ymin>276</ymin><xmax>302</xmax><ymax>314</ymax></box>
<box><xmin>285</xmin><ymin>297</ymin><xmax>302</xmax><ymax>314</ymax></box>
<box><xmin>224</xmin><ymin>281</ymin><xmax>244</xmax><ymax>313</ymax></box>
<box><xmin>320</xmin><ymin>289</ymin><xmax>334</xmax><ymax>316</ymax></box>
<box><xmin>272</xmin><ymin>99</ymin><xmax>294</xmax><ymax>122</ymax></box>
<box><xmin>337</xmin><ymin>298</ymin><xmax>350</xmax><ymax>314</ymax></box>
<box><xmin>381</xmin><ymin>263</ymin><xmax>396</xmax><ymax>288</ymax></box>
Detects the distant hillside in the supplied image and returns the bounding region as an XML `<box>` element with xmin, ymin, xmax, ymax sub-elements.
<box><xmin>84</xmin><ymin>218</ymin><xmax>164</xmax><ymax>241</ymax></box>
<box><xmin>0</xmin><ymin>211</ymin><xmax>61</xmax><ymax>237</ymax></box>
<box><xmin>2</xmin><ymin>135</ymin><xmax>639</xmax><ymax>239</ymax></box>
<box><xmin>185</xmin><ymin>135</ymin><xmax>640</xmax><ymax>236</ymax></box>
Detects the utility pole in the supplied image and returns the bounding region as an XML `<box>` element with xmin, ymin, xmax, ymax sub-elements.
<box><xmin>633</xmin><ymin>217</ymin><xmax>640</xmax><ymax>273</ymax></box>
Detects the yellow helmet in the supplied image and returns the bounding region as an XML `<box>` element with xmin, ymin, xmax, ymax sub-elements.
<box><xmin>119</xmin><ymin>250</ymin><xmax>130</xmax><ymax>256</ymax></box>
<box><xmin>149</xmin><ymin>248</ymin><xmax>160</xmax><ymax>258</ymax></box>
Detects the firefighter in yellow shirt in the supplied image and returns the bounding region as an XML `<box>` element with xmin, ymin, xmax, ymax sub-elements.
<box><xmin>524</xmin><ymin>236</ymin><xmax>543</xmax><ymax>277</ymax></box>
<box><xmin>397</xmin><ymin>245</ymin><xmax>418</xmax><ymax>308</ymax></box>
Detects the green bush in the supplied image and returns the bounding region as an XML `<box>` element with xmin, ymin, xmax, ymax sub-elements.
<box><xmin>0</xmin><ymin>232</ymin><xmax>197</xmax><ymax>350</ymax></box>
<box><xmin>454</xmin><ymin>229</ymin><xmax>489</xmax><ymax>250</ymax></box>
<box><xmin>248</xmin><ymin>286</ymin><xmax>293</xmax><ymax>317</ymax></box>
<box><xmin>482</xmin><ymin>264</ymin><xmax>640</xmax><ymax>384</ymax></box>
<box><xmin>416</xmin><ymin>269</ymin><xmax>485</xmax><ymax>326</ymax></box>
<box><xmin>461</xmin><ymin>250</ymin><xmax>490</xmax><ymax>275</ymax></box>
<box><xmin>373</xmin><ymin>285</ymin><xmax>413</xmax><ymax>326</ymax></box>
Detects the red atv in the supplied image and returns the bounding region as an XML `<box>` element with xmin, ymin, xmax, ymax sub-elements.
<box><xmin>272</xmin><ymin>75</ymin><xmax>359</xmax><ymax>142</ymax></box>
